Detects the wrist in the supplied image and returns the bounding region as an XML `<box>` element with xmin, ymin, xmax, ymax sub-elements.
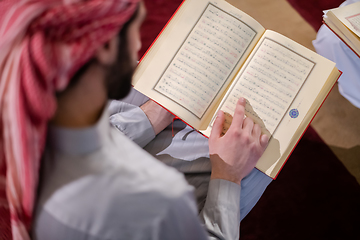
<box><xmin>210</xmin><ymin>172</ymin><xmax>241</xmax><ymax>185</ymax></box>
<box><xmin>140</xmin><ymin>100</ymin><xmax>174</xmax><ymax>135</ymax></box>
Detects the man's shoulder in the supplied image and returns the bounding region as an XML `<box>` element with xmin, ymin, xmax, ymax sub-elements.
<box><xmin>35</xmin><ymin>139</ymin><xmax>195</xmax><ymax>239</ymax></box>
<box><xmin>34</xmin><ymin>170</ymin><xmax>198</xmax><ymax>240</ymax></box>
<box><xmin>40</xmin><ymin>129</ymin><xmax>193</xmax><ymax>211</ymax></box>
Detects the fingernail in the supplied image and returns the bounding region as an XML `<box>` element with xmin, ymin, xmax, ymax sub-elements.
<box><xmin>239</xmin><ymin>97</ymin><xmax>246</xmax><ymax>104</ymax></box>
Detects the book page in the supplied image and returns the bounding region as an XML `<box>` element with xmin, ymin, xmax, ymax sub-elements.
<box><xmin>133</xmin><ymin>0</ymin><xmax>265</xmax><ymax>130</ymax></box>
<box><xmin>201</xmin><ymin>30</ymin><xmax>339</xmax><ymax>178</ymax></box>
<box><xmin>153</xmin><ymin>3</ymin><xmax>258</xmax><ymax>119</ymax></box>
<box><xmin>330</xmin><ymin>1</ymin><xmax>360</xmax><ymax>38</ymax></box>
<box><xmin>215</xmin><ymin>37</ymin><xmax>315</xmax><ymax>135</ymax></box>
<box><xmin>346</xmin><ymin>13</ymin><xmax>360</xmax><ymax>35</ymax></box>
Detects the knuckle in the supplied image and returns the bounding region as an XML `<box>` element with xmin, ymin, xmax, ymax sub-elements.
<box><xmin>238</xmin><ymin>106</ymin><xmax>245</xmax><ymax>114</ymax></box>
<box><xmin>248</xmin><ymin>143</ymin><xmax>260</xmax><ymax>155</ymax></box>
<box><xmin>235</xmin><ymin>105</ymin><xmax>245</xmax><ymax>116</ymax></box>
<box><xmin>249</xmin><ymin>144</ymin><xmax>257</xmax><ymax>153</ymax></box>
<box><xmin>232</xmin><ymin>128</ymin><xmax>242</xmax><ymax>138</ymax></box>
<box><xmin>245</xmin><ymin>117</ymin><xmax>254</xmax><ymax>126</ymax></box>
<box><xmin>240</xmin><ymin>131</ymin><xmax>251</xmax><ymax>143</ymax></box>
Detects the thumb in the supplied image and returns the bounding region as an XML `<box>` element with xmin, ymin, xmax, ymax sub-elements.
<box><xmin>210</xmin><ymin>110</ymin><xmax>225</xmax><ymax>140</ymax></box>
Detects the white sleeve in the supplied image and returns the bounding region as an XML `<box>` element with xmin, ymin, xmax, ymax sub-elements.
<box><xmin>108</xmin><ymin>100</ymin><xmax>156</xmax><ymax>148</ymax></box>
<box><xmin>157</xmin><ymin>189</ymin><xmax>211</xmax><ymax>240</ymax></box>
<box><xmin>312</xmin><ymin>0</ymin><xmax>360</xmax><ymax>108</ymax></box>
<box><xmin>200</xmin><ymin>179</ymin><xmax>241</xmax><ymax>240</ymax></box>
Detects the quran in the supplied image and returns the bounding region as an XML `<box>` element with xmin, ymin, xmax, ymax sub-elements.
<box><xmin>323</xmin><ymin>1</ymin><xmax>360</xmax><ymax>58</ymax></box>
<box><xmin>133</xmin><ymin>0</ymin><xmax>341</xmax><ymax>178</ymax></box>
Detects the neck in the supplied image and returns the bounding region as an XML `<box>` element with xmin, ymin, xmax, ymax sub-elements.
<box><xmin>51</xmin><ymin>64</ymin><xmax>108</xmax><ymax>128</ymax></box>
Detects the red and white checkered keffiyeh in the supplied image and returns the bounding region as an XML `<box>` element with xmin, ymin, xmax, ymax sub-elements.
<box><xmin>0</xmin><ymin>0</ymin><xmax>140</xmax><ymax>239</ymax></box>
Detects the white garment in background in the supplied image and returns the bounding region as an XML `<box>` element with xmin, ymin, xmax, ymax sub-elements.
<box><xmin>313</xmin><ymin>0</ymin><xmax>360</xmax><ymax>108</ymax></box>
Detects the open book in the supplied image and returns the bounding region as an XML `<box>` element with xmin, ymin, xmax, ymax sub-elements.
<box><xmin>133</xmin><ymin>0</ymin><xmax>341</xmax><ymax>178</ymax></box>
<box><xmin>323</xmin><ymin>1</ymin><xmax>360</xmax><ymax>58</ymax></box>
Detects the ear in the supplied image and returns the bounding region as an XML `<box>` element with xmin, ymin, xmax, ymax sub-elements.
<box><xmin>94</xmin><ymin>34</ymin><xmax>119</xmax><ymax>65</ymax></box>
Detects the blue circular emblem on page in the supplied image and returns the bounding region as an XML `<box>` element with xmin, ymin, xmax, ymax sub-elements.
<box><xmin>289</xmin><ymin>109</ymin><xmax>299</xmax><ymax>118</ymax></box>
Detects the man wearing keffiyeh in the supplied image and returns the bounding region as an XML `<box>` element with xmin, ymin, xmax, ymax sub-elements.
<box><xmin>0</xmin><ymin>0</ymin><xmax>268</xmax><ymax>239</ymax></box>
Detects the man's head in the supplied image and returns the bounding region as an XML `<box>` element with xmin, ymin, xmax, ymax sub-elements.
<box><xmin>70</xmin><ymin>1</ymin><xmax>146</xmax><ymax>100</ymax></box>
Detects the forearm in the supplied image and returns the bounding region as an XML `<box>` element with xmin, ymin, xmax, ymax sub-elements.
<box><xmin>140</xmin><ymin>100</ymin><xmax>174</xmax><ymax>135</ymax></box>
<box><xmin>108</xmin><ymin>99</ymin><xmax>175</xmax><ymax>147</ymax></box>
<box><xmin>200</xmin><ymin>179</ymin><xmax>241</xmax><ymax>240</ymax></box>
<box><xmin>109</xmin><ymin>100</ymin><xmax>156</xmax><ymax>147</ymax></box>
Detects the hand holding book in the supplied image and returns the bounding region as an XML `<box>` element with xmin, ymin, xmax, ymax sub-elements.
<box><xmin>209</xmin><ymin>97</ymin><xmax>269</xmax><ymax>184</ymax></box>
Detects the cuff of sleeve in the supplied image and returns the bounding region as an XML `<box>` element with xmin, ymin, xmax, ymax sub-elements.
<box><xmin>206</xmin><ymin>179</ymin><xmax>241</xmax><ymax>212</ymax></box>
<box><xmin>109</xmin><ymin>103</ymin><xmax>156</xmax><ymax>148</ymax></box>
<box><xmin>200</xmin><ymin>179</ymin><xmax>241</xmax><ymax>239</ymax></box>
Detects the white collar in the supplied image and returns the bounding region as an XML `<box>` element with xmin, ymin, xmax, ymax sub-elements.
<box><xmin>48</xmin><ymin>104</ymin><xmax>110</xmax><ymax>155</ymax></box>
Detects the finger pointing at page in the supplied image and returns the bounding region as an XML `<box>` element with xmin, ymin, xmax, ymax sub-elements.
<box><xmin>209</xmin><ymin>97</ymin><xmax>269</xmax><ymax>184</ymax></box>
